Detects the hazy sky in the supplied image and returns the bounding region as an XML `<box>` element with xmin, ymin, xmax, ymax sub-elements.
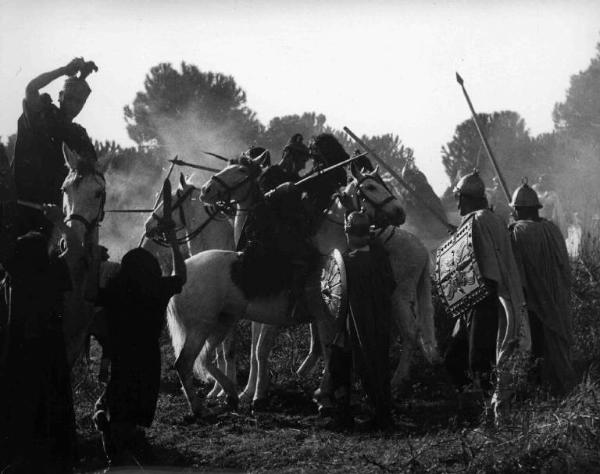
<box><xmin>1</xmin><ymin>0</ymin><xmax>599</xmax><ymax>193</ymax></box>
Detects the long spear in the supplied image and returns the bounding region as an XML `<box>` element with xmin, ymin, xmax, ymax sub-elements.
<box><xmin>455</xmin><ymin>72</ymin><xmax>511</xmax><ymax>202</ymax></box>
<box><xmin>169</xmin><ymin>157</ymin><xmax>220</xmax><ymax>173</ymax></box>
<box><xmin>202</xmin><ymin>150</ymin><xmax>231</xmax><ymax>163</ymax></box>
<box><xmin>295</xmin><ymin>152</ymin><xmax>368</xmax><ymax>186</ymax></box>
<box><xmin>343</xmin><ymin>127</ymin><xmax>454</xmax><ymax>232</ymax></box>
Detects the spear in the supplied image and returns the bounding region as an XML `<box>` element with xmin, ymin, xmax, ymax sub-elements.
<box><xmin>201</xmin><ymin>150</ymin><xmax>231</xmax><ymax>163</ymax></box>
<box><xmin>295</xmin><ymin>152</ymin><xmax>368</xmax><ymax>186</ymax></box>
<box><xmin>455</xmin><ymin>72</ymin><xmax>511</xmax><ymax>202</ymax></box>
<box><xmin>343</xmin><ymin>127</ymin><xmax>454</xmax><ymax>232</ymax></box>
<box><xmin>169</xmin><ymin>157</ymin><xmax>220</xmax><ymax>173</ymax></box>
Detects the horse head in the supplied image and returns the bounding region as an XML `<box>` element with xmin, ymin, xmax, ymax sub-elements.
<box><xmin>61</xmin><ymin>143</ymin><xmax>106</xmax><ymax>244</ymax></box>
<box><xmin>200</xmin><ymin>153</ymin><xmax>265</xmax><ymax>206</ymax></box>
<box><xmin>144</xmin><ymin>172</ymin><xmax>201</xmax><ymax>239</ymax></box>
<box><xmin>345</xmin><ymin>164</ymin><xmax>405</xmax><ymax>227</ymax></box>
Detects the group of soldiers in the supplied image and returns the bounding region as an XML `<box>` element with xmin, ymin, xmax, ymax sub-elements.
<box><xmin>0</xmin><ymin>56</ymin><xmax>578</xmax><ymax>471</ymax></box>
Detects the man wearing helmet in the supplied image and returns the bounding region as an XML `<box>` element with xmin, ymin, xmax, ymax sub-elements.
<box><xmin>509</xmin><ymin>181</ymin><xmax>575</xmax><ymax>395</ymax></box>
<box><xmin>14</xmin><ymin>57</ymin><xmax>98</xmax><ymax>235</ymax></box>
<box><xmin>443</xmin><ymin>171</ymin><xmax>530</xmax><ymax>420</ymax></box>
<box><xmin>326</xmin><ymin>211</ymin><xmax>396</xmax><ymax>430</ymax></box>
<box><xmin>258</xmin><ymin>134</ymin><xmax>310</xmax><ymax>193</ymax></box>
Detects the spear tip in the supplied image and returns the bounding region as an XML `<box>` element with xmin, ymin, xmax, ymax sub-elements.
<box><xmin>455</xmin><ymin>72</ymin><xmax>464</xmax><ymax>86</ymax></box>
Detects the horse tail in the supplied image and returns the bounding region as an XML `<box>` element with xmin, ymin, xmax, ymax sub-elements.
<box><xmin>193</xmin><ymin>342</ymin><xmax>212</xmax><ymax>382</ymax></box>
<box><xmin>416</xmin><ymin>254</ymin><xmax>439</xmax><ymax>363</ymax></box>
<box><xmin>167</xmin><ymin>297</ymin><xmax>186</xmax><ymax>360</ymax></box>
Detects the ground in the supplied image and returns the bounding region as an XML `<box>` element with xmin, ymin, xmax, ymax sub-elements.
<box><xmin>73</xmin><ymin>261</ymin><xmax>600</xmax><ymax>473</ymax></box>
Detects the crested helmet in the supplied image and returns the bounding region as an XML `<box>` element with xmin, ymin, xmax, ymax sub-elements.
<box><xmin>511</xmin><ymin>179</ymin><xmax>542</xmax><ymax>209</ymax></box>
<box><xmin>453</xmin><ymin>170</ymin><xmax>486</xmax><ymax>199</ymax></box>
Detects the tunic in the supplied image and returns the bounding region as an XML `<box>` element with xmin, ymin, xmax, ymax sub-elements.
<box><xmin>14</xmin><ymin>93</ymin><xmax>96</xmax><ymax>234</ymax></box>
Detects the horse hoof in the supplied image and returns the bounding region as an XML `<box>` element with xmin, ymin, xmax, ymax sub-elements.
<box><xmin>225</xmin><ymin>394</ymin><xmax>239</xmax><ymax>411</ymax></box>
<box><xmin>251</xmin><ymin>398</ymin><xmax>269</xmax><ymax>413</ymax></box>
<box><xmin>238</xmin><ymin>391</ymin><xmax>253</xmax><ymax>404</ymax></box>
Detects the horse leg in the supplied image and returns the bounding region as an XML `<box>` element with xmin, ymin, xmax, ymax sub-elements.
<box><xmin>239</xmin><ymin>322</ymin><xmax>260</xmax><ymax>403</ymax></box>
<box><xmin>175</xmin><ymin>332</ymin><xmax>207</xmax><ymax>416</ymax></box>
<box><xmin>253</xmin><ymin>323</ymin><xmax>279</xmax><ymax>405</ymax></box>
<box><xmin>220</xmin><ymin>329</ymin><xmax>237</xmax><ymax>398</ymax></box>
<box><xmin>391</xmin><ymin>299</ymin><xmax>418</xmax><ymax>395</ymax></box>
<box><xmin>202</xmin><ymin>333</ymin><xmax>239</xmax><ymax>411</ymax></box>
<box><xmin>206</xmin><ymin>347</ymin><xmax>224</xmax><ymax>399</ymax></box>
<box><xmin>296</xmin><ymin>322</ymin><xmax>321</xmax><ymax>377</ymax></box>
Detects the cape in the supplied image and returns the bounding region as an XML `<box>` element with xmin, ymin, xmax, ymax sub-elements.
<box><xmin>510</xmin><ymin>218</ymin><xmax>575</xmax><ymax>393</ymax></box>
<box><xmin>468</xmin><ymin>209</ymin><xmax>531</xmax><ymax>363</ymax></box>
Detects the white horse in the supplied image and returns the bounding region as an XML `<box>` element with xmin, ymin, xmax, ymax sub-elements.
<box><xmin>199</xmin><ymin>157</ymin><xmax>440</xmax><ymax>407</ymax></box>
<box><xmin>169</xmin><ymin>155</ymin><xmax>438</xmax><ymax>415</ymax></box>
<box><xmin>143</xmin><ymin>172</ymin><xmax>236</xmax><ymax>398</ymax></box>
<box><xmin>58</xmin><ymin>144</ymin><xmax>108</xmax><ymax>367</ymax></box>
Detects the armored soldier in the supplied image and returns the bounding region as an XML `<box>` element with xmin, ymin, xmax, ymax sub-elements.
<box><xmin>509</xmin><ymin>182</ymin><xmax>575</xmax><ymax>395</ymax></box>
<box><xmin>441</xmin><ymin>171</ymin><xmax>530</xmax><ymax>419</ymax></box>
<box><xmin>14</xmin><ymin>57</ymin><xmax>98</xmax><ymax>235</ymax></box>
<box><xmin>258</xmin><ymin>134</ymin><xmax>310</xmax><ymax>193</ymax></box>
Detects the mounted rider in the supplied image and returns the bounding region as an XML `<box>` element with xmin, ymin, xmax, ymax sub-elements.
<box><xmin>508</xmin><ymin>181</ymin><xmax>575</xmax><ymax>394</ymax></box>
<box><xmin>439</xmin><ymin>170</ymin><xmax>530</xmax><ymax>421</ymax></box>
<box><xmin>14</xmin><ymin>57</ymin><xmax>98</xmax><ymax>235</ymax></box>
<box><xmin>258</xmin><ymin>133</ymin><xmax>310</xmax><ymax>193</ymax></box>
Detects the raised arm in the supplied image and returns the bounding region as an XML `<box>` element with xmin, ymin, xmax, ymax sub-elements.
<box><xmin>25</xmin><ymin>58</ymin><xmax>85</xmax><ymax>102</ymax></box>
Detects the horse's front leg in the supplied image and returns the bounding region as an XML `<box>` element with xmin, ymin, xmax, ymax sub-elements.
<box><xmin>296</xmin><ymin>322</ymin><xmax>321</xmax><ymax>377</ymax></box>
<box><xmin>253</xmin><ymin>323</ymin><xmax>279</xmax><ymax>407</ymax></box>
<box><xmin>391</xmin><ymin>299</ymin><xmax>418</xmax><ymax>396</ymax></box>
<box><xmin>239</xmin><ymin>322</ymin><xmax>260</xmax><ymax>404</ymax></box>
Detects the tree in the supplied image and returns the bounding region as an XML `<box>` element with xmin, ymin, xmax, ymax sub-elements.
<box><xmin>124</xmin><ymin>62</ymin><xmax>263</xmax><ymax>160</ymax></box>
<box><xmin>441</xmin><ymin>111</ymin><xmax>534</xmax><ymax>192</ymax></box>
<box><xmin>553</xmin><ymin>41</ymin><xmax>600</xmax><ymax>148</ymax></box>
<box><xmin>259</xmin><ymin>112</ymin><xmax>328</xmax><ymax>159</ymax></box>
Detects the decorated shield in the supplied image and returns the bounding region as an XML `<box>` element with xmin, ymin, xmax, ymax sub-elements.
<box><xmin>320</xmin><ymin>248</ymin><xmax>348</xmax><ymax>321</ymax></box>
<box><xmin>435</xmin><ymin>213</ymin><xmax>492</xmax><ymax>318</ymax></box>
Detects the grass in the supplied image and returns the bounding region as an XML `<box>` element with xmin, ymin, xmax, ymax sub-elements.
<box><xmin>72</xmin><ymin>255</ymin><xmax>600</xmax><ymax>473</ymax></box>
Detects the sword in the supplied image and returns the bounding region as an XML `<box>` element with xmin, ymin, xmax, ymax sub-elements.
<box><xmin>343</xmin><ymin>127</ymin><xmax>454</xmax><ymax>232</ymax></box>
<box><xmin>455</xmin><ymin>72</ymin><xmax>511</xmax><ymax>203</ymax></box>
<box><xmin>169</xmin><ymin>157</ymin><xmax>220</xmax><ymax>173</ymax></box>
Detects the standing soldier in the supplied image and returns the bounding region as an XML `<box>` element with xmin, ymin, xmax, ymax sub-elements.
<box><xmin>14</xmin><ymin>57</ymin><xmax>98</xmax><ymax>235</ymax></box>
<box><xmin>440</xmin><ymin>171</ymin><xmax>530</xmax><ymax>421</ymax></box>
<box><xmin>532</xmin><ymin>174</ymin><xmax>565</xmax><ymax>234</ymax></box>
<box><xmin>509</xmin><ymin>181</ymin><xmax>575</xmax><ymax>395</ymax></box>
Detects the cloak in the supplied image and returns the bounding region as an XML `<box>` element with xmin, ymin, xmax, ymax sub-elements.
<box><xmin>510</xmin><ymin>219</ymin><xmax>575</xmax><ymax>393</ymax></box>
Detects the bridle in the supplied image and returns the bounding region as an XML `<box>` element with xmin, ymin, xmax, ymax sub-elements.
<box><xmin>353</xmin><ymin>174</ymin><xmax>398</xmax><ymax>227</ymax></box>
<box><xmin>149</xmin><ymin>185</ymin><xmax>228</xmax><ymax>248</ymax></box>
<box><xmin>64</xmin><ymin>171</ymin><xmax>106</xmax><ymax>236</ymax></box>
<box><xmin>208</xmin><ymin>160</ymin><xmax>262</xmax><ymax>211</ymax></box>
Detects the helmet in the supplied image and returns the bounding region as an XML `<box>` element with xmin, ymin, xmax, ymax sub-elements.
<box><xmin>510</xmin><ymin>180</ymin><xmax>542</xmax><ymax>209</ymax></box>
<box><xmin>344</xmin><ymin>211</ymin><xmax>371</xmax><ymax>236</ymax></box>
<box><xmin>453</xmin><ymin>171</ymin><xmax>486</xmax><ymax>199</ymax></box>
<box><xmin>283</xmin><ymin>134</ymin><xmax>309</xmax><ymax>161</ymax></box>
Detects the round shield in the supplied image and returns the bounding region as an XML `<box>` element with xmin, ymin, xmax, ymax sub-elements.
<box><xmin>320</xmin><ymin>248</ymin><xmax>348</xmax><ymax>321</ymax></box>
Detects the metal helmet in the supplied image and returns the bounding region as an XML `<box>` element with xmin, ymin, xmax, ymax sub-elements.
<box><xmin>453</xmin><ymin>171</ymin><xmax>486</xmax><ymax>199</ymax></box>
<box><xmin>344</xmin><ymin>210</ymin><xmax>371</xmax><ymax>236</ymax></box>
<box><xmin>510</xmin><ymin>180</ymin><xmax>542</xmax><ymax>209</ymax></box>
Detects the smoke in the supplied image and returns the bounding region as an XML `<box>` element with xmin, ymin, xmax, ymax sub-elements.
<box><xmin>99</xmin><ymin>106</ymin><xmax>251</xmax><ymax>260</ymax></box>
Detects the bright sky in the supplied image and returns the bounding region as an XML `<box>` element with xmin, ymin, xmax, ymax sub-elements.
<box><xmin>1</xmin><ymin>0</ymin><xmax>599</xmax><ymax>193</ymax></box>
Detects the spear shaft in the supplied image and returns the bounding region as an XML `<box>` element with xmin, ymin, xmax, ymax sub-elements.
<box><xmin>169</xmin><ymin>158</ymin><xmax>220</xmax><ymax>173</ymax></box>
<box><xmin>455</xmin><ymin>72</ymin><xmax>511</xmax><ymax>203</ymax></box>
<box><xmin>343</xmin><ymin>127</ymin><xmax>454</xmax><ymax>231</ymax></box>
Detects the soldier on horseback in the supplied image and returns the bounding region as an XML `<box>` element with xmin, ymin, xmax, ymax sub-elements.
<box><xmin>258</xmin><ymin>133</ymin><xmax>310</xmax><ymax>193</ymax></box>
<box><xmin>14</xmin><ymin>57</ymin><xmax>98</xmax><ymax>235</ymax></box>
